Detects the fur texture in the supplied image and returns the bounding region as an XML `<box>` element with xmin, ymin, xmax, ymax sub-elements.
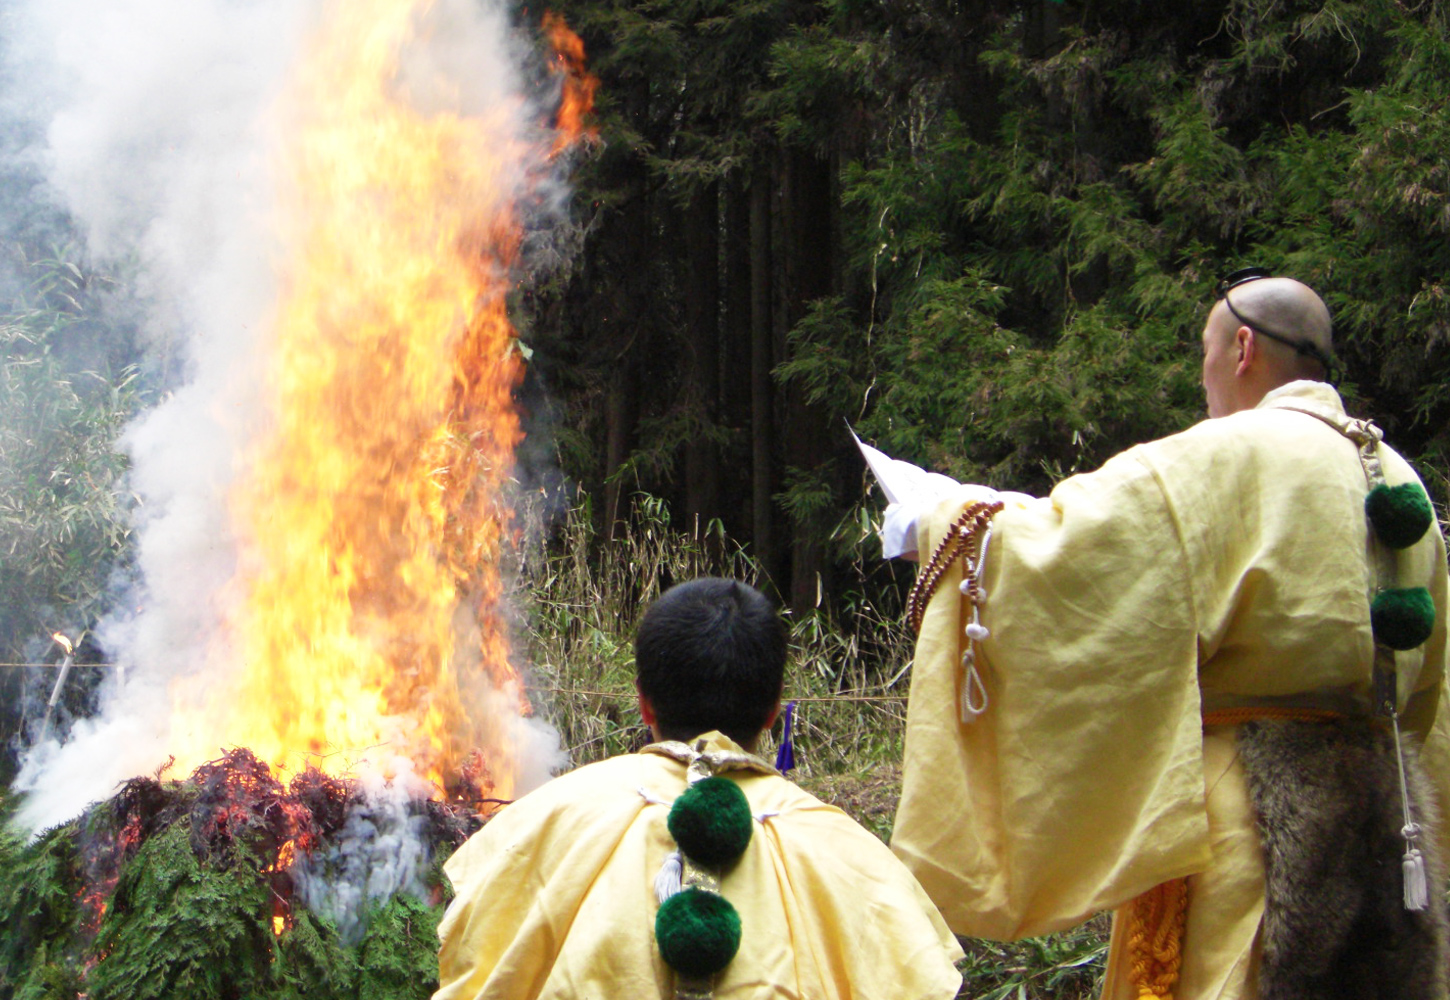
<box><xmin>1238</xmin><ymin>719</ymin><xmax>1449</xmax><ymax>1000</ymax></box>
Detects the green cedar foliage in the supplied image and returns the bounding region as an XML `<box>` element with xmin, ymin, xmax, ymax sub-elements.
<box><xmin>0</xmin><ymin>813</ymin><xmax>85</xmax><ymax>1000</ymax></box>
<box><xmin>771</xmin><ymin>0</ymin><xmax>1450</xmax><ymax>511</ymax></box>
<box><xmin>354</xmin><ymin>894</ymin><xmax>447</xmax><ymax>1000</ymax></box>
<box><xmin>272</xmin><ymin>909</ymin><xmax>359</xmax><ymax>1000</ymax></box>
<box><xmin>87</xmin><ymin>823</ymin><xmax>277</xmax><ymax>1000</ymax></box>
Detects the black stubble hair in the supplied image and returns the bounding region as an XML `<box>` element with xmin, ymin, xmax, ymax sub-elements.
<box><xmin>634</xmin><ymin>578</ymin><xmax>786</xmax><ymax>746</ymax></box>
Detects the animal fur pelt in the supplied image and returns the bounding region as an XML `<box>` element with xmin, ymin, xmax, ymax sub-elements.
<box><xmin>1238</xmin><ymin>719</ymin><xmax>1450</xmax><ymax>1000</ymax></box>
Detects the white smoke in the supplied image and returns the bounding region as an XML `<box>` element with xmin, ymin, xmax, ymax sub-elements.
<box><xmin>7</xmin><ymin>0</ymin><xmax>565</xmax><ymax>834</ymax></box>
<box><xmin>292</xmin><ymin>763</ymin><xmax>434</xmax><ymax>946</ymax></box>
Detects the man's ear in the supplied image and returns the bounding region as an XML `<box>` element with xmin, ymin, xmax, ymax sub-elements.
<box><xmin>1234</xmin><ymin>324</ymin><xmax>1255</xmax><ymax>376</ymax></box>
<box><xmin>636</xmin><ymin>682</ymin><xmax>657</xmax><ymax>727</ymax></box>
<box><xmin>762</xmin><ymin>699</ymin><xmax>782</xmax><ymax>731</ymax></box>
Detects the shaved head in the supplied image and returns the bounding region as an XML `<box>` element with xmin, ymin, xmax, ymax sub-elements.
<box><xmin>1221</xmin><ymin>277</ymin><xmax>1333</xmax><ymax>378</ymax></box>
<box><xmin>1201</xmin><ymin>277</ymin><xmax>1335</xmax><ymax>417</ymax></box>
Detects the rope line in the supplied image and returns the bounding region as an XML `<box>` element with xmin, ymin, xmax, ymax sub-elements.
<box><xmin>535</xmin><ymin>688</ymin><xmax>906</xmax><ymax>704</ymax></box>
<box><xmin>0</xmin><ymin>666</ymin><xmax>908</xmax><ymax>704</ymax></box>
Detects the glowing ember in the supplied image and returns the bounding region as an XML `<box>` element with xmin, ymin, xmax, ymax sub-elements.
<box><xmin>159</xmin><ymin>2</ymin><xmax>594</xmax><ymax>798</ymax></box>
<box><xmin>76</xmin><ymin>810</ymin><xmax>145</xmax><ymax>937</ymax></box>
<box><xmin>52</xmin><ymin>631</ymin><xmax>74</xmax><ymax>655</ymax></box>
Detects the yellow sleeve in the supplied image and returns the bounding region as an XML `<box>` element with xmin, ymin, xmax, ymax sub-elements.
<box><xmin>892</xmin><ymin>450</ymin><xmax>1210</xmax><ymax>940</ymax></box>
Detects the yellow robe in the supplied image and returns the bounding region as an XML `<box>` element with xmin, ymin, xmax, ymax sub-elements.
<box><xmin>435</xmin><ymin>731</ymin><xmax>964</xmax><ymax>1000</ymax></box>
<box><xmin>892</xmin><ymin>381</ymin><xmax>1450</xmax><ymax>999</ymax></box>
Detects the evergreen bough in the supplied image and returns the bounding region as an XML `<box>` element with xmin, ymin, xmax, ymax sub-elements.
<box><xmin>0</xmin><ymin>755</ymin><xmax>463</xmax><ymax>1000</ymax></box>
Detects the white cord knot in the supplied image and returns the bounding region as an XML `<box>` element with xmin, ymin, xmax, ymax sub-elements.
<box><xmin>965</xmin><ymin>622</ymin><xmax>989</xmax><ymax>642</ymax></box>
<box><xmin>1403</xmin><ymin>822</ymin><xmax>1422</xmax><ymax>841</ymax></box>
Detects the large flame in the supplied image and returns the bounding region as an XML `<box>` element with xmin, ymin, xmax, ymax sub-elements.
<box><xmin>164</xmin><ymin>1</ymin><xmax>593</xmax><ymax>798</ymax></box>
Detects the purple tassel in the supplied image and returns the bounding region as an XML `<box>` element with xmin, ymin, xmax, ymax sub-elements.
<box><xmin>775</xmin><ymin>701</ymin><xmax>797</xmax><ymax>773</ymax></box>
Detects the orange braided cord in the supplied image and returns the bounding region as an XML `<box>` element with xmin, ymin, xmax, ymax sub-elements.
<box><xmin>1124</xmin><ymin>877</ymin><xmax>1189</xmax><ymax>1000</ymax></box>
<box><xmin>1202</xmin><ymin>706</ymin><xmax>1344</xmax><ymax>727</ymax></box>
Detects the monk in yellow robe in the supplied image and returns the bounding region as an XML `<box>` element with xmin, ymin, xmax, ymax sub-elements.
<box><xmin>435</xmin><ymin>578</ymin><xmax>964</xmax><ymax>1000</ymax></box>
<box><xmin>890</xmin><ymin>273</ymin><xmax>1450</xmax><ymax>998</ymax></box>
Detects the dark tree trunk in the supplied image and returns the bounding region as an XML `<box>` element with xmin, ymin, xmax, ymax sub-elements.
<box><xmin>721</xmin><ymin>172</ymin><xmax>754</xmax><ymax>542</ymax></box>
<box><xmin>683</xmin><ymin>182</ymin><xmax>720</xmax><ymax>526</ymax></box>
<box><xmin>600</xmin><ymin>80</ymin><xmax>653</xmax><ymax>540</ymax></box>
<box><xmin>780</xmin><ymin>148</ymin><xmax>838</xmax><ymax>614</ymax></box>
<box><xmin>603</xmin><ymin>349</ymin><xmax>638</xmax><ymax>540</ymax></box>
<box><xmin>749</xmin><ymin>161</ymin><xmax>778</xmax><ymax>584</ymax></box>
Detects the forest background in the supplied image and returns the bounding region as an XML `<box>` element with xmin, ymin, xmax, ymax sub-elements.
<box><xmin>3</xmin><ymin>0</ymin><xmax>1450</xmax><ymax>997</ymax></box>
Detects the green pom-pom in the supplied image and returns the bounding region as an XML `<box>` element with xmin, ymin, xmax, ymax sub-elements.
<box><xmin>1371</xmin><ymin>587</ymin><xmax>1436</xmax><ymax>651</ymax></box>
<box><xmin>1366</xmin><ymin>483</ymin><xmax>1435</xmax><ymax>550</ymax></box>
<box><xmin>667</xmin><ymin>776</ymin><xmax>753</xmax><ymax>868</ymax></box>
<box><xmin>654</xmin><ymin>887</ymin><xmax>742</xmax><ymax>977</ymax></box>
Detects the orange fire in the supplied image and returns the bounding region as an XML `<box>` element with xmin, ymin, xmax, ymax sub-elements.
<box><xmin>165</xmin><ymin>2</ymin><xmax>593</xmax><ymax>799</ymax></box>
<box><xmin>544</xmin><ymin>12</ymin><xmax>599</xmax><ymax>156</ymax></box>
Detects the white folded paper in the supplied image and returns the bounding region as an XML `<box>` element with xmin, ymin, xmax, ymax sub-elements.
<box><xmin>852</xmin><ymin>429</ymin><xmax>1034</xmax><ymax>559</ymax></box>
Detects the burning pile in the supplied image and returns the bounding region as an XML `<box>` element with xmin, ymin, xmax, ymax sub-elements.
<box><xmin>2</xmin><ymin>750</ymin><xmax>481</xmax><ymax>999</ymax></box>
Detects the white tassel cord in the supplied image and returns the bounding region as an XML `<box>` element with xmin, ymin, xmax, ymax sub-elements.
<box><xmin>654</xmin><ymin>851</ymin><xmax>683</xmax><ymax>904</ymax></box>
<box><xmin>639</xmin><ymin>786</ymin><xmax>685</xmax><ymax>903</ymax></box>
<box><xmin>977</xmin><ymin>525</ymin><xmax>994</xmax><ymax>581</ymax></box>
<box><xmin>1390</xmin><ymin>713</ymin><xmax>1430</xmax><ymax>912</ymax></box>
<box><xmin>959</xmin><ymin>647</ymin><xmax>989</xmax><ymax>722</ymax></box>
<box><xmin>1404</xmin><ymin>844</ymin><xmax>1430</xmax><ymax>911</ymax></box>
